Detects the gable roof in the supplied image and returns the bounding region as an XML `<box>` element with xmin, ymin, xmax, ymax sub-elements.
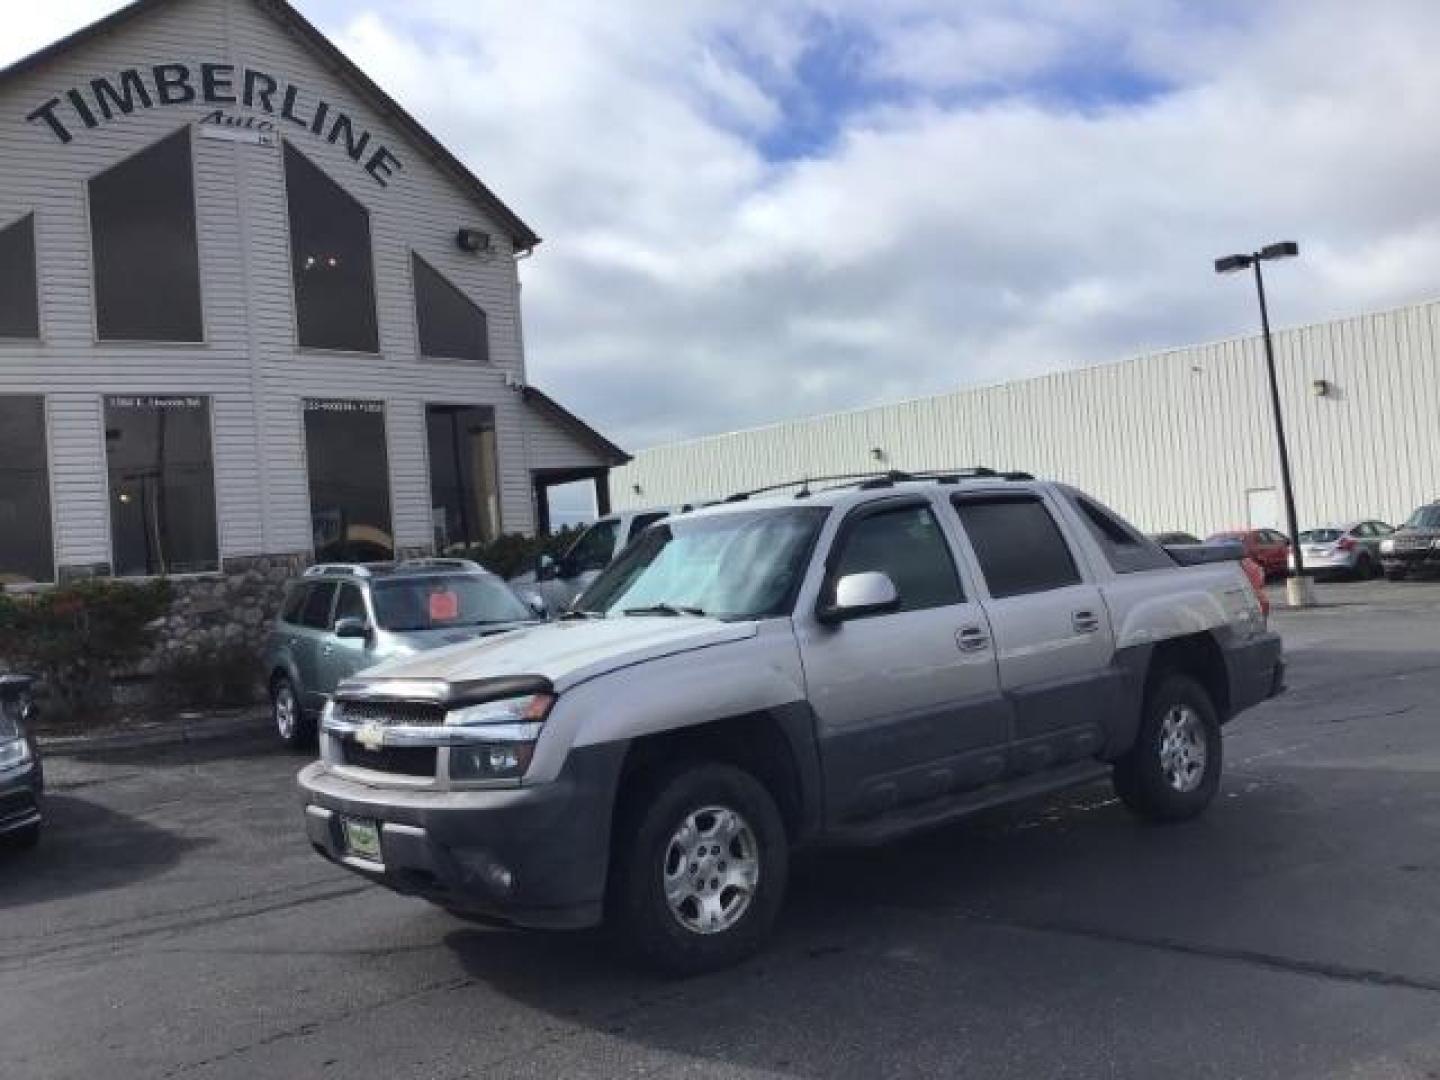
<box><xmin>522</xmin><ymin>386</ymin><xmax>631</xmax><ymax>467</ymax></box>
<box><xmin>0</xmin><ymin>0</ymin><xmax>541</xmax><ymax>252</ymax></box>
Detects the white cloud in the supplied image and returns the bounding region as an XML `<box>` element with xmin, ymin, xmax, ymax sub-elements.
<box><xmin>6</xmin><ymin>1</ymin><xmax>1440</xmax><ymax>453</ymax></box>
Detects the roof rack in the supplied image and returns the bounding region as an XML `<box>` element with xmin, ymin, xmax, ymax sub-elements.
<box><xmin>722</xmin><ymin>467</ymin><xmax>1033</xmax><ymax>503</ymax></box>
<box><xmin>303</xmin><ymin>563</ymin><xmax>379</xmax><ymax>578</ymax></box>
<box><xmin>395</xmin><ymin>557</ymin><xmax>491</xmax><ymax>574</ymax></box>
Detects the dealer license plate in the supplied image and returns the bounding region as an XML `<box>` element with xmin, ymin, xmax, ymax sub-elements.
<box><xmin>340</xmin><ymin>817</ymin><xmax>383</xmax><ymax>864</ymax></box>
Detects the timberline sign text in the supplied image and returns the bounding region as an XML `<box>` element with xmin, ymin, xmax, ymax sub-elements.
<box><xmin>26</xmin><ymin>62</ymin><xmax>403</xmax><ymax>186</ymax></box>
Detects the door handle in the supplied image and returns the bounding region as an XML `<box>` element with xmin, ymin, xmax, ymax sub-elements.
<box><xmin>1072</xmin><ymin>610</ymin><xmax>1101</xmax><ymax>634</ymax></box>
<box><xmin>956</xmin><ymin>626</ymin><xmax>990</xmax><ymax>653</ymax></box>
<box><xmin>321</xmin><ymin>644</ymin><xmax>334</xmax><ymax>656</ymax></box>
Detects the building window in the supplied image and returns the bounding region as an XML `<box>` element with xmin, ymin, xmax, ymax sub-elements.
<box><xmin>104</xmin><ymin>395</ymin><xmax>218</xmax><ymax>576</ymax></box>
<box><xmin>0</xmin><ymin>396</ymin><xmax>54</xmax><ymax>584</ymax></box>
<box><xmin>285</xmin><ymin>143</ymin><xmax>378</xmax><ymax>353</ymax></box>
<box><xmin>413</xmin><ymin>254</ymin><xmax>489</xmax><ymax>364</ymax></box>
<box><xmin>426</xmin><ymin>405</ymin><xmax>501</xmax><ymax>551</ymax></box>
<box><xmin>0</xmin><ymin>215</ymin><xmax>39</xmax><ymax>339</ymax></box>
<box><xmin>88</xmin><ymin>128</ymin><xmax>203</xmax><ymax>342</ymax></box>
<box><xmin>304</xmin><ymin>399</ymin><xmax>393</xmax><ymax>562</ymax></box>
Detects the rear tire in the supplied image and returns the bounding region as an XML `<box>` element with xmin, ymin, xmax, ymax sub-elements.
<box><xmin>1114</xmin><ymin>672</ymin><xmax>1222</xmax><ymax>823</ymax></box>
<box><xmin>1356</xmin><ymin>555</ymin><xmax>1379</xmax><ymax>580</ymax></box>
<box><xmin>610</xmin><ymin>761</ymin><xmax>788</xmax><ymax>976</ymax></box>
<box><xmin>271</xmin><ymin>674</ymin><xmax>315</xmax><ymax>750</ymax></box>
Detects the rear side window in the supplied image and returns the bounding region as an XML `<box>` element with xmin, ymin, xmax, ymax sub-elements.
<box><xmin>953</xmin><ymin>495</ymin><xmax>1082</xmax><ymax>599</ymax></box>
<box><xmin>299</xmin><ymin>581</ymin><xmax>338</xmax><ymax>629</ymax></box>
<box><xmin>1071</xmin><ymin>494</ymin><xmax>1172</xmax><ymax>574</ymax></box>
<box><xmin>828</xmin><ymin>504</ymin><xmax>962</xmax><ymax>613</ymax></box>
<box><xmin>280</xmin><ymin>584</ymin><xmax>308</xmax><ymax>624</ymax></box>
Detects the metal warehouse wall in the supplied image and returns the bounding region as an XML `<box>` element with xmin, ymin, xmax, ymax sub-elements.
<box><xmin>615</xmin><ymin>299</ymin><xmax>1440</xmax><ymax>535</ymax></box>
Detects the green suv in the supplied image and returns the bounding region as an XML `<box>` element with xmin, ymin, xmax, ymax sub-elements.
<box><xmin>263</xmin><ymin>560</ymin><xmax>539</xmax><ymax>749</ymax></box>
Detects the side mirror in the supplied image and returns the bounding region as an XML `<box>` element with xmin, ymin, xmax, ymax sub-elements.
<box><xmin>522</xmin><ymin>591</ymin><xmax>548</xmax><ymax>619</ymax></box>
<box><xmin>818</xmin><ymin>571</ymin><xmax>901</xmax><ymax>624</ymax></box>
<box><xmin>535</xmin><ymin>553</ymin><xmax>557</xmax><ymax>581</ymax></box>
<box><xmin>334</xmin><ymin>616</ymin><xmax>370</xmax><ymax>640</ymax></box>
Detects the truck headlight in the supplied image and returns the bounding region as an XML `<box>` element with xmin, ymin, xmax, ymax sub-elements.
<box><xmin>1381</xmin><ymin>538</ymin><xmax>1395</xmax><ymax>554</ymax></box>
<box><xmin>1432</xmin><ymin>539</ymin><xmax>1440</xmax><ymax>551</ymax></box>
<box><xmin>446</xmin><ymin>694</ymin><xmax>554</xmax><ymax>781</ymax></box>
<box><xmin>0</xmin><ymin>738</ymin><xmax>32</xmax><ymax>772</ymax></box>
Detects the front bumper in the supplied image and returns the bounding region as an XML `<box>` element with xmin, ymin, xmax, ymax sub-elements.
<box><xmin>1381</xmin><ymin>548</ymin><xmax>1440</xmax><ymax>571</ymax></box>
<box><xmin>297</xmin><ymin>742</ymin><xmax>626</xmax><ymax>929</ymax></box>
<box><xmin>0</xmin><ymin>759</ymin><xmax>42</xmax><ymax>836</ymax></box>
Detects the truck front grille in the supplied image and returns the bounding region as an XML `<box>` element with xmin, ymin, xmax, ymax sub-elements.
<box><xmin>338</xmin><ymin>700</ymin><xmax>446</xmax><ymax>727</ymax></box>
<box><xmin>337</xmin><ymin>741</ymin><xmax>438</xmax><ymax>778</ymax></box>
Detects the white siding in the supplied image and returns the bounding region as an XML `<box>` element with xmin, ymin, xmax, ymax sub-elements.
<box><xmin>616</xmin><ymin>299</ymin><xmax>1440</xmax><ymax>535</ymax></box>
<box><xmin>0</xmin><ymin>0</ymin><xmax>572</xmax><ymax>572</ymax></box>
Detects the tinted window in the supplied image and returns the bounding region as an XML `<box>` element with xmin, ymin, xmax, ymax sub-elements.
<box><xmin>1072</xmin><ymin>495</ymin><xmax>1172</xmax><ymax>573</ymax></box>
<box><xmin>285</xmin><ymin>143</ymin><xmax>377</xmax><ymax>352</ymax></box>
<box><xmin>426</xmin><ymin>405</ymin><xmax>501</xmax><ymax>550</ymax></box>
<box><xmin>413</xmin><ymin>254</ymin><xmax>489</xmax><ymax>363</ymax></box>
<box><xmin>954</xmin><ymin>495</ymin><xmax>1082</xmax><ymax>599</ymax></box>
<box><xmin>371</xmin><ymin>574</ymin><xmax>529</xmax><ymax>631</ymax></box>
<box><xmin>280</xmin><ymin>583</ymin><xmax>308</xmax><ymax>624</ymax></box>
<box><xmin>104</xmin><ymin>395</ymin><xmax>217</xmax><ymax>576</ymax></box>
<box><xmin>334</xmin><ymin>582</ymin><xmax>368</xmax><ymax>624</ymax></box>
<box><xmin>89</xmin><ymin>128</ymin><xmax>202</xmax><ymax>342</ymax></box>
<box><xmin>0</xmin><ymin>215</ymin><xmax>39</xmax><ymax>339</ymax></box>
<box><xmin>0</xmin><ymin>395</ymin><xmax>53</xmax><ymax>583</ymax></box>
<box><xmin>305</xmin><ymin>399</ymin><xmax>393</xmax><ymax>562</ymax></box>
<box><xmin>564</xmin><ymin>519</ymin><xmax>620</xmax><ymax>574</ymax></box>
<box><xmin>1406</xmin><ymin>506</ymin><xmax>1440</xmax><ymax>529</ymax></box>
<box><xmin>829</xmin><ymin>505</ymin><xmax>962</xmax><ymax>613</ymax></box>
<box><xmin>300</xmin><ymin>581</ymin><xmax>338</xmax><ymax>629</ymax></box>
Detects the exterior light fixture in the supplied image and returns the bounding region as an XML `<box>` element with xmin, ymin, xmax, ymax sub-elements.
<box><xmin>457</xmin><ymin>228</ymin><xmax>492</xmax><ymax>254</ymax></box>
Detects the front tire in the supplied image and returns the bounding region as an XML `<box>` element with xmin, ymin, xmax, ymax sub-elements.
<box><xmin>611</xmin><ymin>762</ymin><xmax>788</xmax><ymax>976</ymax></box>
<box><xmin>1385</xmin><ymin>567</ymin><xmax>1409</xmax><ymax>582</ymax></box>
<box><xmin>271</xmin><ymin>674</ymin><xmax>314</xmax><ymax>750</ymax></box>
<box><xmin>1114</xmin><ymin>672</ymin><xmax>1222</xmax><ymax>823</ymax></box>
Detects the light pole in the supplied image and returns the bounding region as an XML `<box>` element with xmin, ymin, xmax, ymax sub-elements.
<box><xmin>1214</xmin><ymin>240</ymin><xmax>1315</xmax><ymax>607</ymax></box>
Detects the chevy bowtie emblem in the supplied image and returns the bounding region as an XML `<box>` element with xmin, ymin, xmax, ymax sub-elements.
<box><xmin>356</xmin><ymin>722</ymin><xmax>387</xmax><ymax>752</ymax></box>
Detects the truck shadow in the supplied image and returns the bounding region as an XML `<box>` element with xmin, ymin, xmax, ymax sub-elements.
<box><xmin>0</xmin><ymin>794</ymin><xmax>207</xmax><ymax>909</ymax></box>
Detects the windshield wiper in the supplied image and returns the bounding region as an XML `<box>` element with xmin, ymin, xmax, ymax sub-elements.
<box><xmin>622</xmin><ymin>603</ymin><xmax>707</xmax><ymax>617</ymax></box>
<box><xmin>559</xmin><ymin>609</ymin><xmax>605</xmax><ymax>621</ymax></box>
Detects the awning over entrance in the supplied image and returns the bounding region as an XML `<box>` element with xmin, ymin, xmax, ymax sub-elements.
<box><xmin>521</xmin><ymin>386</ymin><xmax>630</xmax><ymax>535</ymax></box>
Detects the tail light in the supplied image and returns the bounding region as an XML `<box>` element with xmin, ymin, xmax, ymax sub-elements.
<box><xmin>1337</xmin><ymin>536</ymin><xmax>1356</xmax><ymax>552</ymax></box>
<box><xmin>1242</xmin><ymin>558</ymin><xmax>1270</xmax><ymax>619</ymax></box>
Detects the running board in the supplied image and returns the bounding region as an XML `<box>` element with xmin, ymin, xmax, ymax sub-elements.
<box><xmin>824</xmin><ymin>760</ymin><xmax>1112</xmax><ymax>847</ymax></box>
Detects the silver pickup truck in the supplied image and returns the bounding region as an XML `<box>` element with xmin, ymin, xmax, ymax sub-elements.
<box><xmin>299</xmin><ymin>471</ymin><xmax>1283</xmax><ymax>973</ymax></box>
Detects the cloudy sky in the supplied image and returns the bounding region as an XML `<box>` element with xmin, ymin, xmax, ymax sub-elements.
<box><xmin>7</xmin><ymin>1</ymin><xmax>1440</xmax><ymax>455</ymax></box>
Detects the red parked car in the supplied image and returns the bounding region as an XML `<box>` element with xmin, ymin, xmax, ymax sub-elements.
<box><xmin>1207</xmin><ymin>529</ymin><xmax>1291</xmax><ymax>580</ymax></box>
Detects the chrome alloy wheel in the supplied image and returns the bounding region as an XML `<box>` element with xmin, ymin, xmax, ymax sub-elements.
<box><xmin>662</xmin><ymin>806</ymin><xmax>761</xmax><ymax>935</ymax></box>
<box><xmin>1159</xmin><ymin>704</ymin><xmax>1207</xmax><ymax>793</ymax></box>
<box><xmin>273</xmin><ymin>682</ymin><xmax>298</xmax><ymax>741</ymax></box>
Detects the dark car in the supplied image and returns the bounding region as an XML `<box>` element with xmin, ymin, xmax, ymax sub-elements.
<box><xmin>1207</xmin><ymin>529</ymin><xmax>1291</xmax><ymax>581</ymax></box>
<box><xmin>1379</xmin><ymin>503</ymin><xmax>1440</xmax><ymax>580</ymax></box>
<box><xmin>0</xmin><ymin>675</ymin><xmax>43</xmax><ymax>849</ymax></box>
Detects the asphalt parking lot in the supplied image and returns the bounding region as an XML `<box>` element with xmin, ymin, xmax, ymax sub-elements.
<box><xmin>5</xmin><ymin>580</ymin><xmax>1440</xmax><ymax>1079</ymax></box>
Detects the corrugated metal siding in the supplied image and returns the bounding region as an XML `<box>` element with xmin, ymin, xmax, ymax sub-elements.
<box><xmin>616</xmin><ymin>299</ymin><xmax>1440</xmax><ymax>535</ymax></box>
<box><xmin>0</xmin><ymin>0</ymin><xmax>564</xmax><ymax>571</ymax></box>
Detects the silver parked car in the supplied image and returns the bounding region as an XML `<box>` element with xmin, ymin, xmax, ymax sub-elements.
<box><xmin>263</xmin><ymin>559</ymin><xmax>539</xmax><ymax>749</ymax></box>
<box><xmin>1289</xmin><ymin>520</ymin><xmax>1393</xmax><ymax>579</ymax></box>
<box><xmin>510</xmin><ymin>508</ymin><xmax>674</xmax><ymax>615</ymax></box>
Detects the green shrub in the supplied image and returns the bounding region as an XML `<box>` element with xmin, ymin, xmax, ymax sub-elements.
<box><xmin>0</xmin><ymin>579</ymin><xmax>174</xmax><ymax>713</ymax></box>
<box><xmin>460</xmin><ymin>526</ymin><xmax>582</xmax><ymax>581</ymax></box>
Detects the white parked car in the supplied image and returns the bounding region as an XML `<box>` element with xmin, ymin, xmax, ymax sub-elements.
<box><xmin>1289</xmin><ymin>520</ymin><xmax>1393</xmax><ymax>580</ymax></box>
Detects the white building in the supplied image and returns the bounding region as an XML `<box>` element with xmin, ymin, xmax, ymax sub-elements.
<box><xmin>0</xmin><ymin>0</ymin><xmax>627</xmax><ymax>592</ymax></box>
<box><xmin>616</xmin><ymin>299</ymin><xmax>1440</xmax><ymax>536</ymax></box>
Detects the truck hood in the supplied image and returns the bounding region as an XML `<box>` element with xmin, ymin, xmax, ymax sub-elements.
<box><xmin>348</xmin><ymin>616</ymin><xmax>757</xmax><ymax>693</ymax></box>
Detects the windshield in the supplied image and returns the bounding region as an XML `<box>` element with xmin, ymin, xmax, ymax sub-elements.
<box><xmin>1405</xmin><ymin>506</ymin><xmax>1440</xmax><ymax>529</ymax></box>
<box><xmin>370</xmin><ymin>574</ymin><xmax>530</xmax><ymax>632</ymax></box>
<box><xmin>578</xmin><ymin>507</ymin><xmax>829</xmax><ymax>620</ymax></box>
<box><xmin>1300</xmin><ymin>529</ymin><xmax>1342</xmax><ymax>543</ymax></box>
